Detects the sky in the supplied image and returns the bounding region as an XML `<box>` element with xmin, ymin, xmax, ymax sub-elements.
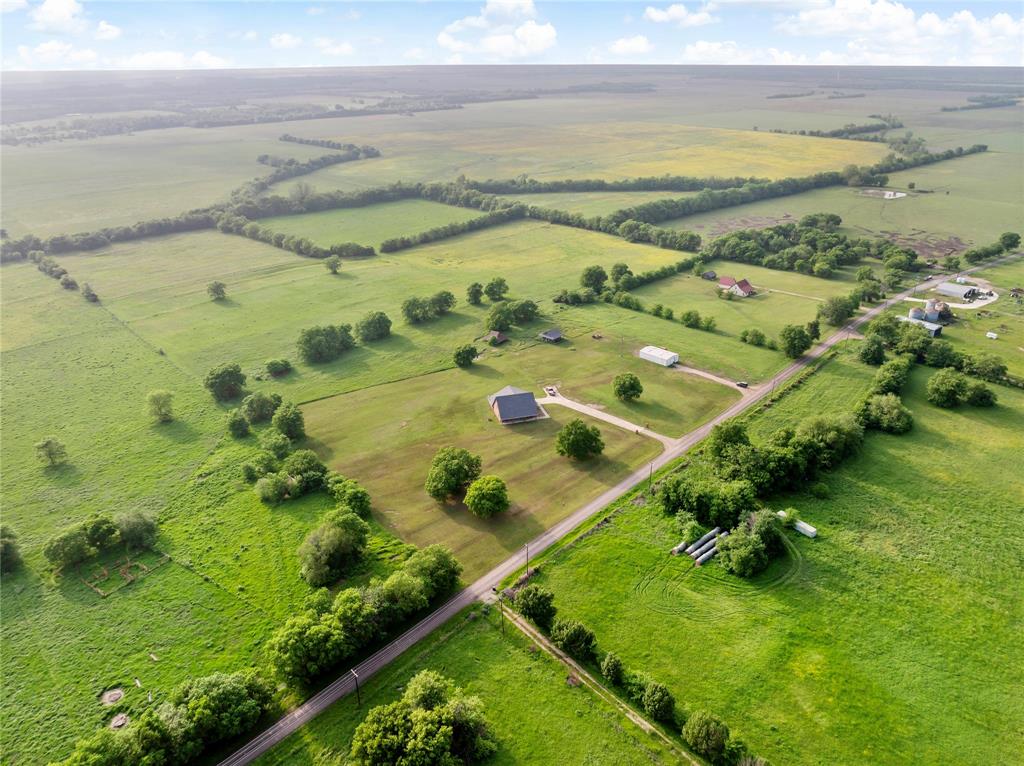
<box><xmin>2</xmin><ymin>0</ymin><xmax>1022</xmax><ymax>71</ymax></box>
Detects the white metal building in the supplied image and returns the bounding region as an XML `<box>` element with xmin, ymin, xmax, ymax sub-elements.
<box><xmin>639</xmin><ymin>346</ymin><xmax>679</xmax><ymax>367</ymax></box>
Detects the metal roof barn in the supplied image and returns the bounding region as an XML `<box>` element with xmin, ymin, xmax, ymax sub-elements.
<box><xmin>936</xmin><ymin>282</ymin><xmax>978</xmax><ymax>300</ymax></box>
<box><xmin>487</xmin><ymin>386</ymin><xmax>541</xmax><ymax>425</ymax></box>
<box><xmin>639</xmin><ymin>346</ymin><xmax>679</xmax><ymax>367</ymax></box>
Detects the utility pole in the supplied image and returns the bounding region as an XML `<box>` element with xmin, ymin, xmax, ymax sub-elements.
<box><xmin>648</xmin><ymin>461</ymin><xmax>653</xmax><ymax>490</ymax></box>
<box><xmin>351</xmin><ymin>669</ymin><xmax>360</xmax><ymax>706</ymax></box>
<box><xmin>492</xmin><ymin>587</ymin><xmax>505</xmax><ymax>636</ymax></box>
<box><xmin>525</xmin><ymin>543</ymin><xmax>530</xmax><ymax>575</ymax></box>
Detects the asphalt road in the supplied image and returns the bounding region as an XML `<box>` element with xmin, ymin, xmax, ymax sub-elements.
<box><xmin>215</xmin><ymin>268</ymin><xmax>982</xmax><ymax>766</ymax></box>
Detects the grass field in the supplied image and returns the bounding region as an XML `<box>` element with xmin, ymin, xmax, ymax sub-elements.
<box><xmin>663</xmin><ymin>152</ymin><xmax>1023</xmax><ymax>254</ymax></box>
<box><xmin>260</xmin><ymin>199</ymin><xmax>483</xmax><ymax>249</ymax></box>
<box><xmin>525</xmin><ymin>348</ymin><xmax>1024</xmax><ymax>765</ymax></box>
<box><xmin>256</xmin><ymin>608</ymin><xmax>681</xmax><ymax>766</ymax></box>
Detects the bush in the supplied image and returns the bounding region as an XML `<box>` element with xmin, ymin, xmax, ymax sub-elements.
<box><xmin>612</xmin><ymin>372</ymin><xmax>643</xmax><ymax>401</ymax></box>
<box><xmin>514</xmin><ymin>584</ymin><xmax>557</xmax><ymax>630</ymax></box>
<box><xmin>297</xmin><ymin>324</ymin><xmax>355</xmax><ymax>363</ymax></box>
<box><xmin>859</xmin><ymin>335</ymin><xmax>886</xmax><ymax>365</ymax></box>
<box><xmin>467</xmin><ymin>281</ymin><xmax>484</xmax><ymax>305</ymax></box>
<box><xmin>265</xmin><ymin>358</ymin><xmax>293</xmax><ymax>377</ymax></box>
<box><xmin>550</xmin><ymin>618</ymin><xmax>597</xmax><ymax>662</ymax></box>
<box><xmin>402</xmin><ymin>544</ymin><xmax>463</xmax><ymax>599</ymax></box>
<box><xmin>207</xmin><ymin>280</ymin><xmax>227</xmax><ymax>300</ymax></box>
<box><xmin>1</xmin><ymin>526</ymin><xmax>23</xmax><ymax>574</ymax></box>
<box><xmin>718</xmin><ymin>526</ymin><xmax>768</xmax><ymax>577</ymax></box>
<box><xmin>298</xmin><ymin>511</ymin><xmax>370</xmax><ymax>586</ymax></box>
<box><xmin>965</xmin><ymin>380</ymin><xmax>997</xmax><ymax>407</ymax></box>
<box><xmin>871</xmin><ymin>355</ymin><xmax>914</xmax><ymax>395</ymax></box>
<box><xmin>259</xmin><ymin>429</ymin><xmax>292</xmax><ymax>458</ymax></box>
<box><xmin>146</xmin><ymin>389</ymin><xmax>174</xmax><ymax>423</ymax></box>
<box><xmin>34</xmin><ymin>436</ymin><xmax>67</xmax><ymax>466</ymax></box>
<box><xmin>926</xmin><ymin>368</ymin><xmax>969</xmax><ymax>408</ymax></box>
<box><xmin>355</xmin><ymin>311</ymin><xmax>392</xmax><ymax>342</ymax></box>
<box><xmin>641</xmin><ymin>681</ymin><xmax>676</xmax><ymax>722</ymax></box>
<box><xmin>242</xmin><ymin>391</ymin><xmax>281</xmax><ymax>423</ymax></box>
<box><xmin>272</xmin><ymin>401</ymin><xmax>306</xmax><ymax>440</ymax></box>
<box><xmin>555</xmin><ymin>419</ymin><xmax>604</xmax><ymax>460</ymax></box>
<box><xmin>282</xmin><ymin>449</ymin><xmax>328</xmax><ymax>495</ymax></box>
<box><xmin>43</xmin><ymin>526</ymin><xmax>93</xmax><ymax>570</ymax></box>
<box><xmin>227</xmin><ymin>409</ymin><xmax>250</xmax><ymax>438</ymax></box>
<box><xmin>424</xmin><ymin>446</ymin><xmax>482</xmax><ymax>502</ymax></box>
<box><xmin>779</xmin><ymin>324</ymin><xmax>812</xmax><ymax>358</ymax></box>
<box><xmin>116</xmin><ymin>512</ymin><xmax>159</xmax><ymax>550</ymax></box>
<box><xmin>326</xmin><ymin>473</ymin><xmax>373</xmax><ymax>517</ymax></box>
<box><xmin>683</xmin><ymin>710</ymin><xmax>731</xmax><ymax>763</ymax></box>
<box><xmin>601</xmin><ymin>651</ymin><xmax>625</xmax><ymax>685</ymax></box>
<box><xmin>256</xmin><ymin>472</ymin><xmax>290</xmax><ymax>503</ymax></box>
<box><xmin>453</xmin><ymin>344</ymin><xmax>478</xmax><ymax>368</ymax></box>
<box><xmin>204</xmin><ymin>362</ymin><xmax>246</xmax><ymax>401</ymax></box>
<box><xmin>464</xmin><ymin>475</ymin><xmax>510</xmax><ymax>518</ymax></box>
<box><xmin>860</xmin><ymin>393</ymin><xmax>914</xmax><ymax>433</ymax></box>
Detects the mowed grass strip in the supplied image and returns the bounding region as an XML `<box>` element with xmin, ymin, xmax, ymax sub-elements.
<box><xmin>260</xmin><ymin>198</ymin><xmax>484</xmax><ymax>249</ymax></box>
<box><xmin>302</xmin><ymin>359</ymin><xmax>664</xmax><ymax>579</ymax></box>
<box><xmin>256</xmin><ymin>609</ymin><xmax>681</xmax><ymax>766</ymax></box>
<box><xmin>528</xmin><ymin>351</ymin><xmax>1024</xmax><ymax>766</ymax></box>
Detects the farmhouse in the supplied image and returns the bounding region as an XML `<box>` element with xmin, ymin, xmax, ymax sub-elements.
<box><xmin>936</xmin><ymin>282</ymin><xmax>978</xmax><ymax>301</ymax></box>
<box><xmin>487</xmin><ymin>386</ymin><xmax>542</xmax><ymax>425</ymax></box>
<box><xmin>538</xmin><ymin>328</ymin><xmax>563</xmax><ymax>343</ymax></box>
<box><xmin>639</xmin><ymin>346</ymin><xmax>679</xmax><ymax>367</ymax></box>
<box><xmin>484</xmin><ymin>330</ymin><xmax>508</xmax><ymax>345</ymax></box>
<box><xmin>898</xmin><ymin>316</ymin><xmax>943</xmax><ymax>337</ymax></box>
<box><xmin>718</xmin><ymin>277</ymin><xmax>755</xmax><ymax>297</ymax></box>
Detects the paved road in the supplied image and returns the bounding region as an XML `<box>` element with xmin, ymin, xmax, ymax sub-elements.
<box><xmin>215</xmin><ymin>268</ymin><xmax>980</xmax><ymax>766</ymax></box>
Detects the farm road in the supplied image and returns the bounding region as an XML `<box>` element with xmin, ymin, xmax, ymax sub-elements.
<box><xmin>217</xmin><ymin>259</ymin><xmax>1019</xmax><ymax>766</ymax></box>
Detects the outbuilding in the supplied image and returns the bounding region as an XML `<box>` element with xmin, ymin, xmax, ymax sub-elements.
<box><xmin>936</xmin><ymin>282</ymin><xmax>978</xmax><ymax>301</ymax></box>
<box><xmin>898</xmin><ymin>316</ymin><xmax>943</xmax><ymax>337</ymax></box>
<box><xmin>484</xmin><ymin>330</ymin><xmax>509</xmax><ymax>345</ymax></box>
<box><xmin>538</xmin><ymin>328</ymin><xmax>563</xmax><ymax>343</ymax></box>
<box><xmin>487</xmin><ymin>386</ymin><xmax>541</xmax><ymax>425</ymax></box>
<box><xmin>639</xmin><ymin>346</ymin><xmax>679</xmax><ymax>367</ymax></box>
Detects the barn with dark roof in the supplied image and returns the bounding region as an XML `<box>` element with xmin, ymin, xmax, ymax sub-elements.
<box><xmin>487</xmin><ymin>386</ymin><xmax>541</xmax><ymax>425</ymax></box>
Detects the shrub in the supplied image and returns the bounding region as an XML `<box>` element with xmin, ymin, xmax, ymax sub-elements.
<box><xmin>326</xmin><ymin>473</ymin><xmax>373</xmax><ymax>517</ymax></box>
<box><xmin>355</xmin><ymin>311</ymin><xmax>392</xmax><ymax>343</ymax></box>
<box><xmin>1</xmin><ymin>526</ymin><xmax>23</xmax><ymax>574</ymax></box>
<box><xmin>779</xmin><ymin>324</ymin><xmax>812</xmax><ymax>358</ymax></box>
<box><xmin>965</xmin><ymin>380</ymin><xmax>997</xmax><ymax>407</ymax></box>
<box><xmin>43</xmin><ymin>526</ymin><xmax>92</xmax><ymax>570</ymax></box>
<box><xmin>467</xmin><ymin>281</ymin><xmax>484</xmax><ymax>305</ymax></box>
<box><xmin>860</xmin><ymin>393</ymin><xmax>914</xmax><ymax>433</ymax></box>
<box><xmin>242</xmin><ymin>391</ymin><xmax>282</xmax><ymax>423</ymax></box>
<box><xmin>402</xmin><ymin>544</ymin><xmax>463</xmax><ymax>599</ymax></box>
<box><xmin>424</xmin><ymin>447</ymin><xmax>482</xmax><ymax>502</ymax></box>
<box><xmin>641</xmin><ymin>681</ymin><xmax>676</xmax><ymax>723</ymax></box>
<box><xmin>555</xmin><ymin>419</ymin><xmax>604</xmax><ymax>460</ymax></box>
<box><xmin>227</xmin><ymin>409</ymin><xmax>250</xmax><ymax>438</ymax></box>
<box><xmin>601</xmin><ymin>651</ymin><xmax>625</xmax><ymax>685</ymax></box>
<box><xmin>683</xmin><ymin>710</ymin><xmax>731</xmax><ymax>763</ymax></box>
<box><xmin>550</xmin><ymin>618</ymin><xmax>597</xmax><ymax>662</ymax></box>
<box><xmin>265</xmin><ymin>358</ymin><xmax>293</xmax><ymax>377</ymax></box>
<box><xmin>926</xmin><ymin>368</ymin><xmax>969</xmax><ymax>408</ymax></box>
<box><xmin>324</xmin><ymin>254</ymin><xmax>342</xmax><ymax>274</ymax></box>
<box><xmin>35</xmin><ymin>436</ymin><xmax>67</xmax><ymax>466</ymax></box>
<box><xmin>453</xmin><ymin>344</ymin><xmax>478</xmax><ymax>368</ymax></box>
<box><xmin>464</xmin><ymin>475</ymin><xmax>510</xmax><ymax>518</ymax></box>
<box><xmin>282</xmin><ymin>449</ymin><xmax>328</xmax><ymax>494</ymax></box>
<box><xmin>298</xmin><ymin>510</ymin><xmax>370</xmax><ymax>586</ymax></box>
<box><xmin>718</xmin><ymin>526</ymin><xmax>768</xmax><ymax>577</ymax></box>
<box><xmin>612</xmin><ymin>372</ymin><xmax>643</xmax><ymax>401</ymax></box>
<box><xmin>858</xmin><ymin>335</ymin><xmax>886</xmax><ymax>365</ymax></box>
<box><xmin>297</xmin><ymin>324</ymin><xmax>355</xmax><ymax>363</ymax></box>
<box><xmin>272</xmin><ymin>401</ymin><xmax>306</xmax><ymax>440</ymax></box>
<box><xmin>514</xmin><ymin>584</ymin><xmax>557</xmax><ymax>630</ymax></box>
<box><xmin>256</xmin><ymin>472</ymin><xmax>290</xmax><ymax>503</ymax></box>
<box><xmin>259</xmin><ymin>429</ymin><xmax>292</xmax><ymax>458</ymax></box>
<box><xmin>204</xmin><ymin>362</ymin><xmax>246</xmax><ymax>401</ymax></box>
<box><xmin>207</xmin><ymin>280</ymin><xmax>227</xmax><ymax>300</ymax></box>
<box><xmin>871</xmin><ymin>355</ymin><xmax>914</xmax><ymax>395</ymax></box>
<box><xmin>116</xmin><ymin>512</ymin><xmax>159</xmax><ymax>550</ymax></box>
<box><xmin>146</xmin><ymin>389</ymin><xmax>174</xmax><ymax>423</ymax></box>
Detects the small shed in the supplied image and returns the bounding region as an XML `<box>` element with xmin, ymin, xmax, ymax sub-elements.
<box><xmin>701</xmin><ymin>270</ymin><xmax>717</xmax><ymax>281</ymax></box>
<box><xmin>937</xmin><ymin>282</ymin><xmax>977</xmax><ymax>301</ymax></box>
<box><xmin>986</xmin><ymin>331</ymin><xmax>999</xmax><ymax>339</ymax></box>
<box><xmin>487</xmin><ymin>386</ymin><xmax>541</xmax><ymax>425</ymax></box>
<box><xmin>538</xmin><ymin>328</ymin><xmax>563</xmax><ymax>343</ymax></box>
<box><xmin>639</xmin><ymin>346</ymin><xmax>679</xmax><ymax>367</ymax></box>
<box><xmin>898</xmin><ymin>316</ymin><xmax>943</xmax><ymax>337</ymax></box>
<box><xmin>484</xmin><ymin>330</ymin><xmax>508</xmax><ymax>345</ymax></box>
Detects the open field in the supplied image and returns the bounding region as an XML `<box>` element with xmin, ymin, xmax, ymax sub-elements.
<box><xmin>256</xmin><ymin>608</ymin><xmax>681</xmax><ymax>766</ymax></box>
<box><xmin>527</xmin><ymin>348</ymin><xmax>1024</xmax><ymax>765</ymax></box>
<box><xmin>260</xmin><ymin>199</ymin><xmax>483</xmax><ymax>249</ymax></box>
<box><xmin>663</xmin><ymin>151</ymin><xmax>1023</xmax><ymax>253</ymax></box>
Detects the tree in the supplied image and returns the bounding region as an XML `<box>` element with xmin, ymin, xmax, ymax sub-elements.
<box><xmin>508</xmin><ymin>299</ymin><xmax>539</xmax><ymax>324</ymax></box>
<box><xmin>227</xmin><ymin>409</ymin><xmax>250</xmax><ymax>438</ymax></box>
<box><xmin>453</xmin><ymin>344</ymin><xmax>478</xmax><ymax>368</ymax></box>
<box><xmin>282</xmin><ymin>449</ymin><xmax>327</xmax><ymax>494</ymax></box>
<box><xmin>428</xmin><ymin>290</ymin><xmax>456</xmax><ymax>316</ymax></box>
<box><xmin>43</xmin><ymin>526</ymin><xmax>92</xmax><ymax>570</ymax></box>
<box><xmin>1</xmin><ymin>526</ymin><xmax>23</xmax><ymax>574</ymax></box>
<box><xmin>779</xmin><ymin>324</ymin><xmax>812</xmax><ymax>358</ymax></box>
<box><xmin>355</xmin><ymin>311</ymin><xmax>392</xmax><ymax>343</ymax></box>
<box><xmin>84</xmin><ymin>514</ymin><xmax>120</xmax><ymax>551</ymax></box>
<box><xmin>580</xmin><ymin>265</ymin><xmax>608</xmax><ymax>292</ymax></box>
<box><xmin>926</xmin><ymin>368</ymin><xmax>968</xmax><ymax>408</ymax></box>
<box><xmin>297</xmin><ymin>324</ymin><xmax>355</xmax><ymax>363</ymax></box>
<box><xmin>999</xmin><ymin>232</ymin><xmax>1021</xmax><ymax>251</ymax></box>
<box><xmin>81</xmin><ymin>283</ymin><xmax>99</xmax><ymax>302</ymax></box>
<box><xmin>35</xmin><ymin>436</ymin><xmax>67</xmax><ymax>466</ymax></box>
<box><xmin>324</xmin><ymin>255</ymin><xmax>342</xmax><ymax>274</ymax></box>
<box><xmin>555</xmin><ymin>419</ymin><xmax>604</xmax><ymax>460</ymax></box>
<box><xmin>401</xmin><ymin>296</ymin><xmax>432</xmax><ymax>324</ymax></box>
<box><xmin>610</xmin><ymin>262</ymin><xmax>632</xmax><ymax>283</ymax></box>
<box><xmin>424</xmin><ymin>446</ymin><xmax>483</xmax><ymax>502</ymax></box>
<box><xmin>514</xmin><ymin>584</ymin><xmax>557</xmax><ymax>630</ymax></box>
<box><xmin>968</xmin><ymin>353</ymin><xmax>1007</xmax><ymax>382</ymax></box>
<box><xmin>207</xmin><ymin>281</ymin><xmax>227</xmax><ymax>301</ymax></box>
<box><xmin>612</xmin><ymin>372</ymin><xmax>643</xmax><ymax>401</ymax></box>
<box><xmin>718</xmin><ymin>526</ymin><xmax>768</xmax><ymax>577</ymax></box>
<box><xmin>550</xmin><ymin>618</ymin><xmax>597</xmax><ymax>661</ymax></box>
<box><xmin>601</xmin><ymin>652</ymin><xmax>624</xmax><ymax>685</ymax></box>
<box><xmin>256</xmin><ymin>472</ymin><xmax>290</xmax><ymax>503</ymax></box>
<box><xmin>680</xmin><ymin>309</ymin><xmax>702</xmax><ymax>328</ymax></box>
<box><xmin>298</xmin><ymin>511</ymin><xmax>370</xmax><ymax>586</ymax></box>
<box><xmin>464</xmin><ymin>475</ymin><xmax>509</xmax><ymax>518</ymax></box>
<box><xmin>965</xmin><ymin>380</ymin><xmax>997</xmax><ymax>407</ymax></box>
<box><xmin>116</xmin><ymin>512</ymin><xmax>159</xmax><ymax>550</ymax></box>
<box><xmin>683</xmin><ymin>711</ymin><xmax>731</xmax><ymax>763</ymax></box>
<box><xmin>818</xmin><ymin>295</ymin><xmax>857</xmax><ymax>326</ymax></box>
<box><xmin>242</xmin><ymin>391</ymin><xmax>281</xmax><ymax>423</ymax></box>
<box><xmin>327</xmin><ymin>473</ymin><xmax>373</xmax><ymax>517</ymax></box>
<box><xmin>204</xmin><ymin>363</ymin><xmax>246</xmax><ymax>401</ymax></box>
<box><xmin>859</xmin><ymin>335</ymin><xmax>886</xmax><ymax>366</ymax></box>
<box><xmin>466</xmin><ymin>282</ymin><xmax>484</xmax><ymax>305</ymax></box>
<box><xmin>484</xmin><ymin>277</ymin><xmax>508</xmax><ymax>302</ymax></box>
<box><xmin>484</xmin><ymin>302</ymin><xmax>514</xmax><ymax>332</ymax></box>
<box><xmin>260</xmin><ymin>429</ymin><xmax>292</xmax><ymax>459</ymax></box>
<box><xmin>267</xmin><ymin>611</ymin><xmax>348</xmax><ymax>684</ymax></box>
<box><xmin>273</xmin><ymin>401</ymin><xmax>306</xmax><ymax>440</ymax></box>
<box><xmin>403</xmin><ymin>545</ymin><xmax>462</xmax><ymax>599</ymax></box>
<box><xmin>146</xmin><ymin>389</ymin><xmax>175</xmax><ymax>423</ymax></box>
<box><xmin>265</xmin><ymin>358</ymin><xmax>292</xmax><ymax>377</ymax></box>
<box><xmin>642</xmin><ymin>682</ymin><xmax>675</xmax><ymax>723</ymax></box>
<box><xmin>861</xmin><ymin>393</ymin><xmax>914</xmax><ymax>433</ymax></box>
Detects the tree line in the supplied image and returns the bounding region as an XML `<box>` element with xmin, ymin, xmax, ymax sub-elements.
<box><xmin>278</xmin><ymin>133</ymin><xmax>362</xmax><ymax>151</ymax></box>
<box><xmin>460</xmin><ymin>174</ymin><xmax>762</xmax><ymax>194</ymax></box>
<box><xmin>766</xmin><ymin>120</ymin><xmax>900</xmax><ymax>139</ymax></box>
<box><xmin>381</xmin><ymin>207</ymin><xmax>526</xmax><ymax>252</ymax></box>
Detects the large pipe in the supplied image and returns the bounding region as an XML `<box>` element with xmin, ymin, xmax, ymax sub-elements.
<box><xmin>683</xmin><ymin>527</ymin><xmax>721</xmax><ymax>555</ymax></box>
<box><xmin>695</xmin><ymin>531</ymin><xmax>730</xmax><ymax>565</ymax></box>
<box><xmin>689</xmin><ymin>535</ymin><xmax>720</xmax><ymax>560</ymax></box>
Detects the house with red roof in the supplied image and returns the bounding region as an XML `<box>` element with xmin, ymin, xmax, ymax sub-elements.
<box><xmin>718</xmin><ymin>276</ymin><xmax>755</xmax><ymax>297</ymax></box>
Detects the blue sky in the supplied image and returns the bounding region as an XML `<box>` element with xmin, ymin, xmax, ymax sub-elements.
<box><xmin>3</xmin><ymin>0</ymin><xmax>1022</xmax><ymax>70</ymax></box>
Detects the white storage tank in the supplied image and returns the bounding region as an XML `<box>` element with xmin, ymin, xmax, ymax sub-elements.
<box><xmin>639</xmin><ymin>346</ymin><xmax>679</xmax><ymax>367</ymax></box>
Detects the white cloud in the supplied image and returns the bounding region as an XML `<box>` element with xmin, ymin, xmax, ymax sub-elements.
<box><xmin>113</xmin><ymin>49</ymin><xmax>228</xmax><ymax>69</ymax></box>
<box><xmin>29</xmin><ymin>0</ymin><xmax>86</xmax><ymax>33</ymax></box>
<box><xmin>778</xmin><ymin>0</ymin><xmax>1024</xmax><ymax>66</ymax></box>
<box><xmin>18</xmin><ymin>38</ymin><xmax>96</xmax><ymax>67</ymax></box>
<box><xmin>306</xmin><ymin>5</ymin><xmax>325</xmax><ymax>15</ymax></box>
<box><xmin>94</xmin><ymin>20</ymin><xmax>121</xmax><ymax>40</ymax></box>
<box><xmin>269</xmin><ymin>32</ymin><xmax>302</xmax><ymax>49</ymax></box>
<box><xmin>403</xmin><ymin>47</ymin><xmax>426</xmax><ymax>60</ymax></box>
<box><xmin>610</xmin><ymin>34</ymin><xmax>653</xmax><ymax>54</ymax></box>
<box><xmin>643</xmin><ymin>3</ymin><xmax>717</xmax><ymax>27</ymax></box>
<box><xmin>229</xmin><ymin>29</ymin><xmax>258</xmax><ymax>41</ymax></box>
<box><xmin>2</xmin><ymin>0</ymin><xmax>28</xmax><ymax>13</ymax></box>
<box><xmin>438</xmin><ymin>0</ymin><xmax>556</xmax><ymax>59</ymax></box>
<box><xmin>314</xmin><ymin>37</ymin><xmax>354</xmax><ymax>56</ymax></box>
<box><xmin>679</xmin><ymin>39</ymin><xmax>807</xmax><ymax>64</ymax></box>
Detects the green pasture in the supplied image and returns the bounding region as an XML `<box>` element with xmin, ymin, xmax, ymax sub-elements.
<box><xmin>663</xmin><ymin>152</ymin><xmax>1023</xmax><ymax>253</ymax></box>
<box><xmin>527</xmin><ymin>352</ymin><xmax>1024</xmax><ymax>765</ymax></box>
<box><xmin>256</xmin><ymin>608</ymin><xmax>681</xmax><ymax>766</ymax></box>
<box><xmin>260</xmin><ymin>199</ymin><xmax>483</xmax><ymax>249</ymax></box>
